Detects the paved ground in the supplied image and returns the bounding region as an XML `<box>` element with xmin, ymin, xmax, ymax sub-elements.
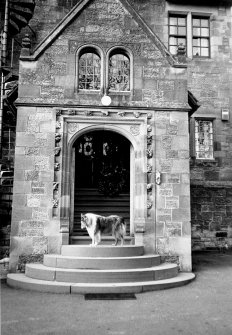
<box><xmin>1</xmin><ymin>251</ymin><xmax>232</xmax><ymax>335</ymax></box>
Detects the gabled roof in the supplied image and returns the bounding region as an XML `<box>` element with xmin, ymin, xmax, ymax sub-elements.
<box><xmin>20</xmin><ymin>0</ymin><xmax>177</xmax><ymax>66</ymax></box>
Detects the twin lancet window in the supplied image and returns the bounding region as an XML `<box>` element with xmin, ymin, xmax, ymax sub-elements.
<box><xmin>78</xmin><ymin>47</ymin><xmax>130</xmax><ymax>92</ymax></box>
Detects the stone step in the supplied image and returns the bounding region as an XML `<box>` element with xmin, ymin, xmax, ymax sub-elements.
<box><xmin>25</xmin><ymin>263</ymin><xmax>178</xmax><ymax>283</ymax></box>
<box><xmin>61</xmin><ymin>245</ymin><xmax>144</xmax><ymax>257</ymax></box>
<box><xmin>44</xmin><ymin>254</ymin><xmax>161</xmax><ymax>269</ymax></box>
<box><xmin>7</xmin><ymin>272</ymin><xmax>195</xmax><ymax>294</ymax></box>
<box><xmin>69</xmin><ymin>236</ymin><xmax>134</xmax><ymax>245</ymax></box>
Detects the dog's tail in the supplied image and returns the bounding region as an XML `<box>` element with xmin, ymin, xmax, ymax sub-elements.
<box><xmin>121</xmin><ymin>217</ymin><xmax>127</xmax><ymax>236</ymax></box>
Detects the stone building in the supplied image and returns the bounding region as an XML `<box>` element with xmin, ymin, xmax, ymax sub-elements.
<box><xmin>1</xmin><ymin>0</ymin><xmax>232</xmax><ymax>291</ymax></box>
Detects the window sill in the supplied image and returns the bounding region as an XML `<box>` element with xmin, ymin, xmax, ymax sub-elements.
<box><xmin>108</xmin><ymin>91</ymin><xmax>131</xmax><ymax>96</ymax></box>
<box><xmin>77</xmin><ymin>90</ymin><xmax>101</xmax><ymax>94</ymax></box>
<box><xmin>195</xmin><ymin>158</ymin><xmax>215</xmax><ymax>161</ymax></box>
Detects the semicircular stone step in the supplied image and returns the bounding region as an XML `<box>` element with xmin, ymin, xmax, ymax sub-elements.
<box><xmin>7</xmin><ymin>272</ymin><xmax>195</xmax><ymax>294</ymax></box>
<box><xmin>61</xmin><ymin>245</ymin><xmax>144</xmax><ymax>257</ymax></box>
<box><xmin>44</xmin><ymin>254</ymin><xmax>161</xmax><ymax>270</ymax></box>
<box><xmin>25</xmin><ymin>263</ymin><xmax>178</xmax><ymax>283</ymax></box>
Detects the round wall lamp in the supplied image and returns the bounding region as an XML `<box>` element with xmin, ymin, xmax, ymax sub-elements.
<box><xmin>101</xmin><ymin>95</ymin><xmax>112</xmax><ymax>106</ymax></box>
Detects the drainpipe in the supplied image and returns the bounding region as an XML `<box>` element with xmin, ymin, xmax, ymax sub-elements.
<box><xmin>0</xmin><ymin>0</ymin><xmax>9</xmax><ymax>156</ymax></box>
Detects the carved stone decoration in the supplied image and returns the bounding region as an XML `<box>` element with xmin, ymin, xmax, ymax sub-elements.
<box><xmin>156</xmin><ymin>171</ymin><xmax>161</xmax><ymax>185</ymax></box>
<box><xmin>101</xmin><ymin>110</ymin><xmax>109</xmax><ymax>116</ymax></box>
<box><xmin>147</xmin><ymin>148</ymin><xmax>153</xmax><ymax>158</ymax></box>
<box><xmin>54</xmin><ymin>147</ymin><xmax>61</xmax><ymax>156</ymax></box>
<box><xmin>117</xmin><ymin>111</ymin><xmax>125</xmax><ymax>117</ymax></box>
<box><xmin>68</xmin><ymin>109</ymin><xmax>76</xmax><ymax>115</ymax></box>
<box><xmin>52</xmin><ymin>199</ymin><xmax>59</xmax><ymax>208</ymax></box>
<box><xmin>130</xmin><ymin>125</ymin><xmax>140</xmax><ymax>136</ymax></box>
<box><xmin>84</xmin><ymin>111</ymin><xmax>93</xmax><ymax>116</ymax></box>
<box><xmin>56</xmin><ymin>109</ymin><xmax>62</xmax><ymax>116</ymax></box>
<box><xmin>147</xmin><ymin>201</ymin><xmax>152</xmax><ymax>209</ymax></box>
<box><xmin>147</xmin><ymin>183</ymin><xmax>153</xmax><ymax>191</ymax></box>
<box><xmin>147</xmin><ymin>125</ymin><xmax>152</xmax><ymax>132</ymax></box>
<box><xmin>147</xmin><ymin>134</ymin><xmax>153</xmax><ymax>145</ymax></box>
<box><xmin>147</xmin><ymin>112</ymin><xmax>152</xmax><ymax>119</ymax></box>
<box><xmin>54</xmin><ymin>163</ymin><xmax>60</xmax><ymax>171</ymax></box>
<box><xmin>55</xmin><ymin>133</ymin><xmax>61</xmax><ymax>143</ymax></box>
<box><xmin>56</xmin><ymin>121</ymin><xmax>61</xmax><ymax>129</ymax></box>
<box><xmin>68</xmin><ymin>123</ymin><xmax>79</xmax><ymax>134</ymax></box>
<box><xmin>53</xmin><ymin>182</ymin><xmax>59</xmax><ymax>191</ymax></box>
<box><xmin>147</xmin><ymin>164</ymin><xmax>152</xmax><ymax>173</ymax></box>
<box><xmin>133</xmin><ymin>111</ymin><xmax>141</xmax><ymax>118</ymax></box>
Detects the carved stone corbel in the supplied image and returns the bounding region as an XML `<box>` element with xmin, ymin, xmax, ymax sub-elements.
<box><xmin>55</xmin><ymin>133</ymin><xmax>61</xmax><ymax>143</ymax></box>
<box><xmin>54</xmin><ymin>147</ymin><xmax>61</xmax><ymax>156</ymax></box>
<box><xmin>147</xmin><ymin>164</ymin><xmax>152</xmax><ymax>173</ymax></box>
<box><xmin>147</xmin><ymin>148</ymin><xmax>153</xmax><ymax>158</ymax></box>
<box><xmin>147</xmin><ymin>183</ymin><xmax>153</xmax><ymax>192</ymax></box>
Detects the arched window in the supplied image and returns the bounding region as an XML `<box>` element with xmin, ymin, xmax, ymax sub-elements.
<box><xmin>108</xmin><ymin>50</ymin><xmax>130</xmax><ymax>92</ymax></box>
<box><xmin>78</xmin><ymin>48</ymin><xmax>101</xmax><ymax>90</ymax></box>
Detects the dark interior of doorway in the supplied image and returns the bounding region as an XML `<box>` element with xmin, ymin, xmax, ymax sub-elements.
<box><xmin>72</xmin><ymin>130</ymin><xmax>130</xmax><ymax>236</ymax></box>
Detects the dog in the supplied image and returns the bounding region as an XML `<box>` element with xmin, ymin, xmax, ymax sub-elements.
<box><xmin>81</xmin><ymin>213</ymin><xmax>126</xmax><ymax>246</ymax></box>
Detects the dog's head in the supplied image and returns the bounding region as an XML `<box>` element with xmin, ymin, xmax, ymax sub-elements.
<box><xmin>81</xmin><ymin>213</ymin><xmax>88</xmax><ymax>229</ymax></box>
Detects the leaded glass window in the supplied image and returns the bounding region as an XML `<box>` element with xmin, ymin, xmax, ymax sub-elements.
<box><xmin>79</xmin><ymin>52</ymin><xmax>101</xmax><ymax>90</ymax></box>
<box><xmin>195</xmin><ymin>120</ymin><xmax>213</xmax><ymax>159</ymax></box>
<box><xmin>109</xmin><ymin>53</ymin><xmax>130</xmax><ymax>91</ymax></box>
<box><xmin>192</xmin><ymin>17</ymin><xmax>210</xmax><ymax>57</ymax></box>
<box><xmin>169</xmin><ymin>15</ymin><xmax>187</xmax><ymax>55</ymax></box>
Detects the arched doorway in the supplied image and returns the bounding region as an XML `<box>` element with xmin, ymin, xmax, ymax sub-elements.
<box><xmin>71</xmin><ymin>130</ymin><xmax>131</xmax><ymax>239</ymax></box>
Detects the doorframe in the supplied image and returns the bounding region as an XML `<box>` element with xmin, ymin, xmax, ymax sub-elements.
<box><xmin>59</xmin><ymin>113</ymin><xmax>148</xmax><ymax>245</ymax></box>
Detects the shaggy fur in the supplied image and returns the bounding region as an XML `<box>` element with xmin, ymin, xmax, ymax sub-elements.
<box><xmin>81</xmin><ymin>213</ymin><xmax>126</xmax><ymax>246</ymax></box>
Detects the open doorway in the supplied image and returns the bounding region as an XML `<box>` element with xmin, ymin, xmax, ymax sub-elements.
<box><xmin>71</xmin><ymin>130</ymin><xmax>131</xmax><ymax>238</ymax></box>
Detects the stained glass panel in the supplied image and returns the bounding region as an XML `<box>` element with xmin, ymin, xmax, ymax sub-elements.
<box><xmin>109</xmin><ymin>54</ymin><xmax>130</xmax><ymax>91</ymax></box>
<box><xmin>195</xmin><ymin>120</ymin><xmax>214</xmax><ymax>159</ymax></box>
<box><xmin>79</xmin><ymin>52</ymin><xmax>101</xmax><ymax>90</ymax></box>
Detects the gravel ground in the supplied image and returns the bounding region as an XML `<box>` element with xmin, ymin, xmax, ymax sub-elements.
<box><xmin>1</xmin><ymin>251</ymin><xmax>232</xmax><ymax>335</ymax></box>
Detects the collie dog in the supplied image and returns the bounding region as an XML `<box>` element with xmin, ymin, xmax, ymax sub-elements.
<box><xmin>81</xmin><ymin>213</ymin><xmax>126</xmax><ymax>246</ymax></box>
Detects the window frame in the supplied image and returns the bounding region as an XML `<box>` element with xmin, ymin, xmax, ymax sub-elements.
<box><xmin>168</xmin><ymin>14</ymin><xmax>187</xmax><ymax>56</ymax></box>
<box><xmin>106</xmin><ymin>46</ymin><xmax>133</xmax><ymax>94</ymax></box>
<box><xmin>76</xmin><ymin>45</ymin><xmax>104</xmax><ymax>93</ymax></box>
<box><xmin>192</xmin><ymin>16</ymin><xmax>210</xmax><ymax>58</ymax></box>
<box><xmin>168</xmin><ymin>12</ymin><xmax>211</xmax><ymax>59</ymax></box>
<box><xmin>190</xmin><ymin>117</ymin><xmax>215</xmax><ymax>160</ymax></box>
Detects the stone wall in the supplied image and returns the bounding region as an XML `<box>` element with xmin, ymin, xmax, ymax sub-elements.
<box><xmin>191</xmin><ymin>184</ymin><xmax>232</xmax><ymax>251</ymax></box>
<box><xmin>9</xmin><ymin>0</ymin><xmax>193</xmax><ymax>272</ymax></box>
<box><xmin>154</xmin><ymin>111</ymin><xmax>191</xmax><ymax>271</ymax></box>
<box><xmin>10</xmin><ymin>107</ymin><xmax>61</xmax><ymax>271</ymax></box>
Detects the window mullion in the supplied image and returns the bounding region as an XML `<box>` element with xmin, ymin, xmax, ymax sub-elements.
<box><xmin>187</xmin><ymin>12</ymin><xmax>192</xmax><ymax>58</ymax></box>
